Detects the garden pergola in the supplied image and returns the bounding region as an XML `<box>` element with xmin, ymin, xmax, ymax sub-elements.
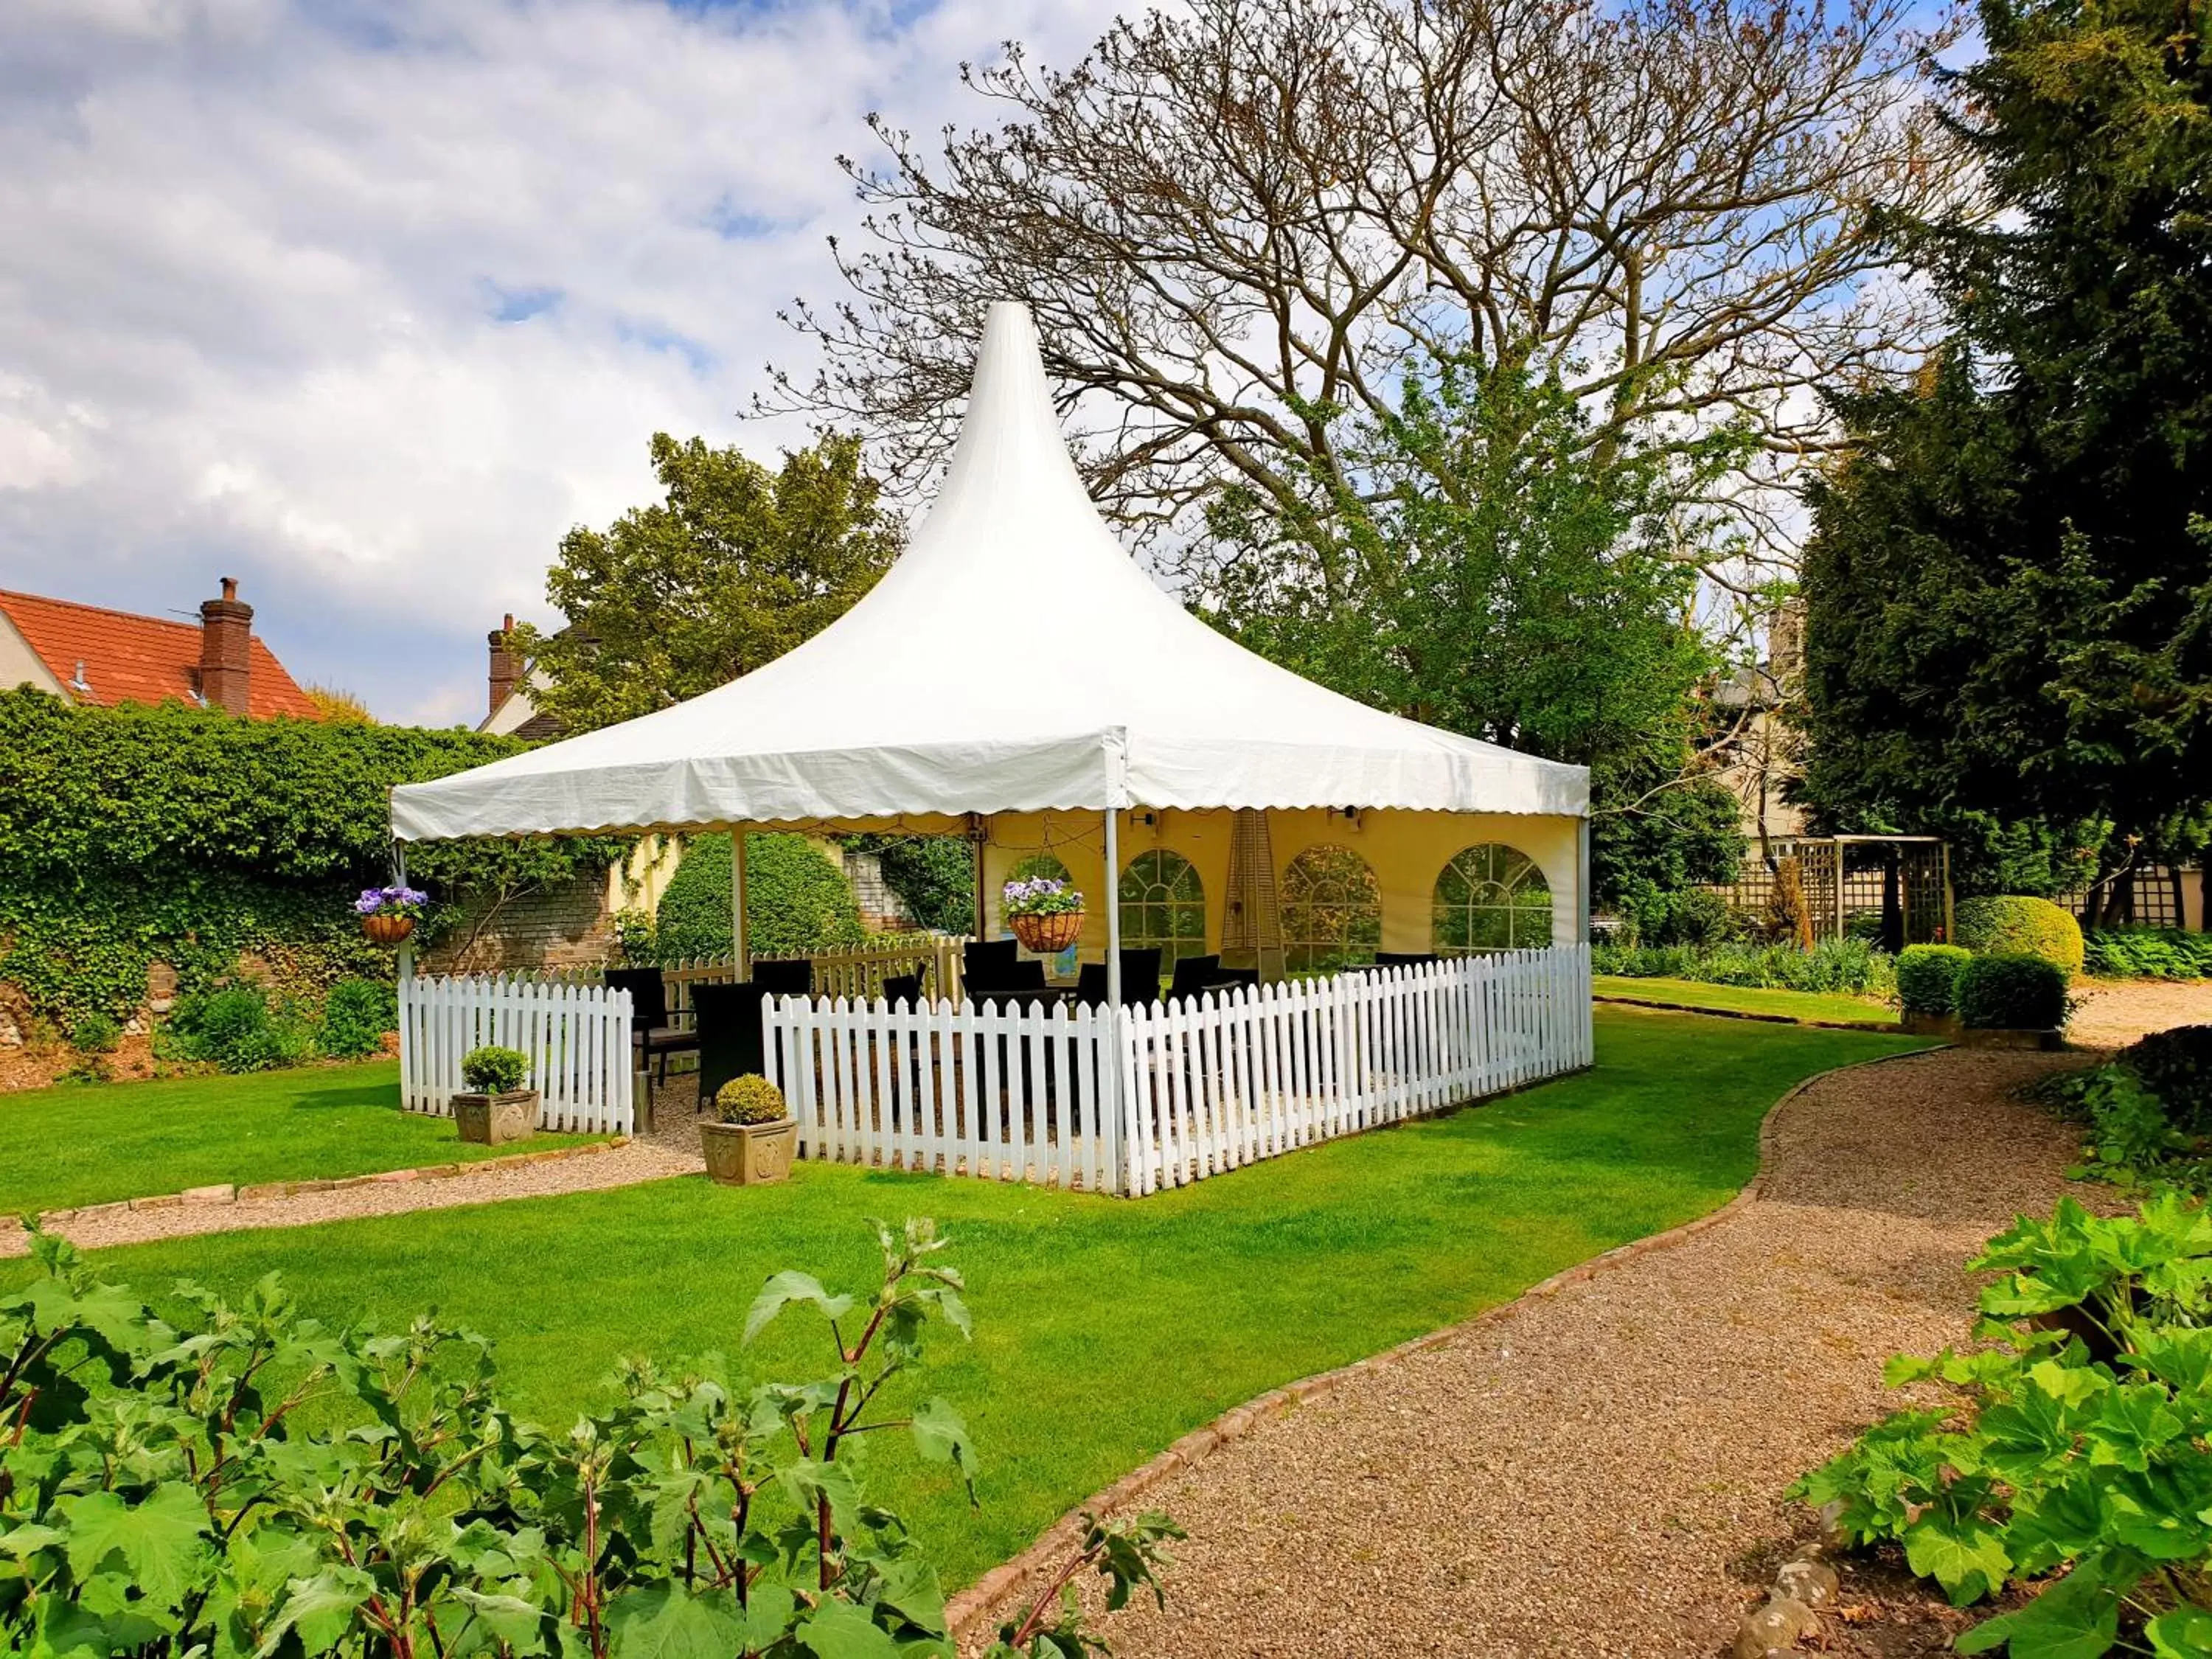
<box><xmin>391</xmin><ymin>303</ymin><xmax>1590</xmax><ymax>1004</ymax></box>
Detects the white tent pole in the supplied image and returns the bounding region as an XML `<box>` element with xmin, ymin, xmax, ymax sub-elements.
<box><xmin>731</xmin><ymin>830</ymin><xmax>749</xmax><ymax>976</ymax></box>
<box><xmin>1105</xmin><ymin>807</ymin><xmax>1121</xmax><ymax>1006</ymax></box>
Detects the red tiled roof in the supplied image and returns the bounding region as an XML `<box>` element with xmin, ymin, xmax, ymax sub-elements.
<box><xmin>0</xmin><ymin>588</ymin><xmax>323</xmax><ymax>720</ymax></box>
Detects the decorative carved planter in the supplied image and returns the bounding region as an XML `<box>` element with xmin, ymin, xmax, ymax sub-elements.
<box><xmin>1008</xmin><ymin>911</ymin><xmax>1085</xmax><ymax>953</ymax></box>
<box><xmin>701</xmin><ymin>1118</ymin><xmax>796</xmax><ymax>1186</ymax></box>
<box><xmin>362</xmin><ymin>913</ymin><xmax>415</xmax><ymax>946</ymax></box>
<box><xmin>453</xmin><ymin>1089</ymin><xmax>539</xmax><ymax>1144</ymax></box>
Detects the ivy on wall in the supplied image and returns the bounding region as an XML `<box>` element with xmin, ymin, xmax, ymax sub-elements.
<box><xmin>0</xmin><ymin>689</ymin><xmax>625</xmax><ymax>1026</ymax></box>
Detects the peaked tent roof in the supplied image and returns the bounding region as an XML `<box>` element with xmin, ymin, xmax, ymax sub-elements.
<box><xmin>391</xmin><ymin>304</ymin><xmax>1586</xmax><ymax>843</ymax></box>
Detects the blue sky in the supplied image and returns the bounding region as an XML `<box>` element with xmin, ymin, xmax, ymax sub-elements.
<box><xmin>0</xmin><ymin>0</ymin><xmax>1121</xmax><ymax>724</ymax></box>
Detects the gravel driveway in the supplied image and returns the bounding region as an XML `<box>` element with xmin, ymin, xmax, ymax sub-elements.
<box><xmin>1072</xmin><ymin>1045</ymin><xmax>2106</xmax><ymax>1658</ymax></box>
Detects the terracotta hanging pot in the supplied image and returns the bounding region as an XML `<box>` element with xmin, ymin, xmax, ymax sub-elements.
<box><xmin>1008</xmin><ymin>911</ymin><xmax>1084</xmax><ymax>953</ymax></box>
<box><xmin>361</xmin><ymin>913</ymin><xmax>416</xmax><ymax>945</ymax></box>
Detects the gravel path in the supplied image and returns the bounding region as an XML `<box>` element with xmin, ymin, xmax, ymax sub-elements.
<box><xmin>2070</xmin><ymin>978</ymin><xmax>2212</xmax><ymax>1049</ymax></box>
<box><xmin>1082</xmin><ymin>1046</ymin><xmax>2107</xmax><ymax>1658</ymax></box>
<box><xmin>2</xmin><ymin>1078</ymin><xmax>711</xmax><ymax>1259</ymax></box>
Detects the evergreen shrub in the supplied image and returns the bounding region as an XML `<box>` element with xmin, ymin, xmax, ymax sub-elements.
<box><xmin>1955</xmin><ymin>894</ymin><xmax>2084</xmax><ymax>974</ymax></box>
<box><xmin>1896</xmin><ymin>943</ymin><xmax>1973</xmax><ymax>1015</ymax></box>
<box><xmin>1956</xmin><ymin>953</ymin><xmax>2068</xmax><ymax>1029</ymax></box>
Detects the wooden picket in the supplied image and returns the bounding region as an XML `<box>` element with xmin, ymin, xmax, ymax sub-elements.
<box><xmin>763</xmin><ymin>946</ymin><xmax>1589</xmax><ymax>1197</ymax></box>
<box><xmin>398</xmin><ymin>970</ymin><xmax>635</xmax><ymax>1134</ymax></box>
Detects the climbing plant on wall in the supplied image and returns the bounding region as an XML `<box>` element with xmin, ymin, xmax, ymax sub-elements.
<box><xmin>0</xmin><ymin>689</ymin><xmax>625</xmax><ymax>1027</ymax></box>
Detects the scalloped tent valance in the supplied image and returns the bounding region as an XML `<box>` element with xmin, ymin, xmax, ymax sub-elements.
<box><xmin>390</xmin><ymin>303</ymin><xmax>1587</xmax><ymax>842</ymax></box>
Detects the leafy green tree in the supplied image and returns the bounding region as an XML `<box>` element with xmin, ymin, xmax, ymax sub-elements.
<box><xmin>1206</xmin><ymin>354</ymin><xmax>1746</xmax><ymax>908</ymax></box>
<box><xmin>841</xmin><ymin>834</ymin><xmax>976</xmax><ymax>933</ymax></box>
<box><xmin>517</xmin><ymin>432</ymin><xmax>901</xmax><ymax>733</ymax></box>
<box><xmin>1798</xmin><ymin>0</ymin><xmax>2212</xmax><ymax>904</ymax></box>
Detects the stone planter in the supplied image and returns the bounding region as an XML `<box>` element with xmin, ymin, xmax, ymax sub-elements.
<box><xmin>1959</xmin><ymin>1026</ymin><xmax>2065</xmax><ymax>1051</ymax></box>
<box><xmin>1901</xmin><ymin>1009</ymin><xmax>1963</xmax><ymax>1038</ymax></box>
<box><xmin>453</xmin><ymin>1089</ymin><xmax>539</xmax><ymax>1144</ymax></box>
<box><xmin>701</xmin><ymin>1117</ymin><xmax>796</xmax><ymax>1186</ymax></box>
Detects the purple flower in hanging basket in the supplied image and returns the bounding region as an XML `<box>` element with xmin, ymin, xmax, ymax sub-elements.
<box><xmin>1001</xmin><ymin>876</ymin><xmax>1083</xmax><ymax>917</ymax></box>
<box><xmin>355</xmin><ymin>884</ymin><xmax>429</xmax><ymax>919</ymax></box>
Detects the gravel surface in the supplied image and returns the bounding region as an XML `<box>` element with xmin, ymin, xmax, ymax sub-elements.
<box><xmin>2069</xmin><ymin>978</ymin><xmax>2212</xmax><ymax>1049</ymax></box>
<box><xmin>1079</xmin><ymin>1046</ymin><xmax>2110</xmax><ymax>1659</ymax></box>
<box><xmin>2</xmin><ymin>1076</ymin><xmax>711</xmax><ymax>1259</ymax></box>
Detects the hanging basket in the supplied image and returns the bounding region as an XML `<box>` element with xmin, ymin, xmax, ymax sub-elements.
<box><xmin>361</xmin><ymin>913</ymin><xmax>416</xmax><ymax>946</ymax></box>
<box><xmin>1007</xmin><ymin>911</ymin><xmax>1085</xmax><ymax>953</ymax></box>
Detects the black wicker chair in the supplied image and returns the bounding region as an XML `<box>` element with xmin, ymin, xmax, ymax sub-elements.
<box><xmin>689</xmin><ymin>980</ymin><xmax>768</xmax><ymax>1113</ymax></box>
<box><xmin>604</xmin><ymin>967</ymin><xmax>700</xmax><ymax>1083</ymax></box>
<box><xmin>1166</xmin><ymin>952</ymin><xmax>1224</xmax><ymax>1003</ymax></box>
<box><xmin>879</xmin><ymin>972</ymin><xmax>924</xmax><ymax>1009</ymax></box>
<box><xmin>751</xmin><ymin>958</ymin><xmax>814</xmax><ymax>998</ymax></box>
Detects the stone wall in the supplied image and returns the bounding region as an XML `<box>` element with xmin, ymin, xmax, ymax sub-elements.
<box><xmin>419</xmin><ymin>870</ymin><xmax>619</xmax><ymax>975</ymax></box>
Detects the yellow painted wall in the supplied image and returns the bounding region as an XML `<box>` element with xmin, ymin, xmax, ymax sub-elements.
<box><xmin>977</xmin><ymin>807</ymin><xmax>1582</xmax><ymax>959</ymax></box>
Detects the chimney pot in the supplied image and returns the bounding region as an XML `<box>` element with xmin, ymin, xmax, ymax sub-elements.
<box><xmin>487</xmin><ymin>616</ymin><xmax>522</xmax><ymax>719</ymax></box>
<box><xmin>198</xmin><ymin>577</ymin><xmax>254</xmax><ymax>714</ymax></box>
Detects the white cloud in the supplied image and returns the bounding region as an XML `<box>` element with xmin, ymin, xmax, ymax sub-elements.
<box><xmin>0</xmin><ymin>0</ymin><xmax>1122</xmax><ymax>721</ymax></box>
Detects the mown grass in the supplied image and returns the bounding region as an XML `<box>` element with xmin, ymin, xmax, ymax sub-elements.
<box><xmin>0</xmin><ymin>1062</ymin><xmax>601</xmax><ymax>1214</ymax></box>
<box><xmin>9</xmin><ymin>1007</ymin><xmax>1927</xmax><ymax>1585</ymax></box>
<box><xmin>1593</xmin><ymin>973</ymin><xmax>1899</xmax><ymax>1026</ymax></box>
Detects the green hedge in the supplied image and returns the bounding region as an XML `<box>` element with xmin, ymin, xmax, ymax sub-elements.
<box><xmin>1957</xmin><ymin>953</ymin><xmax>2069</xmax><ymax>1029</ymax></box>
<box><xmin>1954</xmin><ymin>894</ymin><xmax>2084</xmax><ymax>975</ymax></box>
<box><xmin>0</xmin><ymin>688</ymin><xmax>622</xmax><ymax>1026</ymax></box>
<box><xmin>1895</xmin><ymin>943</ymin><xmax>1972</xmax><ymax>1015</ymax></box>
<box><xmin>647</xmin><ymin>832</ymin><xmax>866</xmax><ymax>960</ymax></box>
<box><xmin>2083</xmin><ymin>927</ymin><xmax>2212</xmax><ymax>980</ymax></box>
<box><xmin>1587</xmin><ymin>936</ymin><xmax>1895</xmax><ymax>997</ymax></box>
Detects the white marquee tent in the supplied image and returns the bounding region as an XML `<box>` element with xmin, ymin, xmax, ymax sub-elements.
<box><xmin>391</xmin><ymin>303</ymin><xmax>1586</xmax><ymax>843</ymax></box>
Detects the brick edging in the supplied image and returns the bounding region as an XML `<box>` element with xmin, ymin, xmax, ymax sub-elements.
<box><xmin>1593</xmin><ymin>991</ymin><xmax>1900</xmax><ymax>1033</ymax></box>
<box><xmin>943</xmin><ymin>1042</ymin><xmax>1946</xmax><ymax>1641</ymax></box>
<box><xmin>22</xmin><ymin>1137</ymin><xmax>630</xmax><ymax>1228</ymax></box>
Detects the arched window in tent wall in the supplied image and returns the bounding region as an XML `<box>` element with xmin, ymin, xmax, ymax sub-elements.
<box><xmin>1433</xmin><ymin>844</ymin><xmax>1554</xmax><ymax>953</ymax></box>
<box><xmin>1118</xmin><ymin>849</ymin><xmax>1207</xmax><ymax>971</ymax></box>
<box><xmin>1281</xmin><ymin>845</ymin><xmax>1382</xmax><ymax>975</ymax></box>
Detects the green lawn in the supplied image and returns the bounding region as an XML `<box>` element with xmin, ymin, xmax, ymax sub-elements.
<box><xmin>1593</xmin><ymin>973</ymin><xmax>1899</xmax><ymax>1026</ymax></box>
<box><xmin>0</xmin><ymin>1062</ymin><xmax>602</xmax><ymax>1214</ymax></box>
<box><xmin>4</xmin><ymin>1008</ymin><xmax>1925</xmax><ymax>1585</ymax></box>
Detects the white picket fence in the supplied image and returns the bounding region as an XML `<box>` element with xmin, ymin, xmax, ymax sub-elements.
<box><xmin>398</xmin><ymin>971</ymin><xmax>636</xmax><ymax>1134</ymax></box>
<box><xmin>764</xmin><ymin>947</ymin><xmax>1590</xmax><ymax>1197</ymax></box>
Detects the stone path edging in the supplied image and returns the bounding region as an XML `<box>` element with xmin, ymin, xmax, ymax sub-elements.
<box><xmin>21</xmin><ymin>1138</ymin><xmax>629</xmax><ymax>1228</ymax></box>
<box><xmin>943</xmin><ymin>1042</ymin><xmax>1941</xmax><ymax>1643</ymax></box>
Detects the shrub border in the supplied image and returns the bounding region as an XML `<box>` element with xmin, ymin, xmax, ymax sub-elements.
<box><xmin>945</xmin><ymin>1040</ymin><xmax>1944</xmax><ymax>1641</ymax></box>
<box><xmin>1591</xmin><ymin>988</ymin><xmax>1899</xmax><ymax>1033</ymax></box>
<box><xmin>18</xmin><ymin>1136</ymin><xmax>627</xmax><ymax>1228</ymax></box>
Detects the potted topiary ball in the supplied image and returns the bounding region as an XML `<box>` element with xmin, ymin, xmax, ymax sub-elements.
<box><xmin>1956</xmin><ymin>953</ymin><xmax>2070</xmax><ymax>1050</ymax></box>
<box><xmin>1896</xmin><ymin>943</ymin><xmax>1973</xmax><ymax>1037</ymax></box>
<box><xmin>453</xmin><ymin>1045</ymin><xmax>538</xmax><ymax>1144</ymax></box>
<box><xmin>700</xmin><ymin>1074</ymin><xmax>796</xmax><ymax>1186</ymax></box>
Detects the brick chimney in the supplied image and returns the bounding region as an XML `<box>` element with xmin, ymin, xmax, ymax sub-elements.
<box><xmin>198</xmin><ymin>576</ymin><xmax>253</xmax><ymax>714</ymax></box>
<box><xmin>487</xmin><ymin>614</ymin><xmax>520</xmax><ymax>717</ymax></box>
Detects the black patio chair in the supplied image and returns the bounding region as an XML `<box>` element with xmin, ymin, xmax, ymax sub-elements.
<box><xmin>963</xmin><ymin>938</ymin><xmax>1019</xmax><ymax>993</ymax></box>
<box><xmin>751</xmin><ymin>958</ymin><xmax>814</xmax><ymax>998</ymax></box>
<box><xmin>1376</xmin><ymin>951</ymin><xmax>1443</xmax><ymax>970</ymax></box>
<box><xmin>1075</xmin><ymin>961</ymin><xmax>1110</xmax><ymax>1008</ymax></box>
<box><xmin>1167</xmin><ymin>953</ymin><xmax>1223</xmax><ymax>1004</ymax></box>
<box><xmin>1117</xmin><ymin>947</ymin><xmax>1163</xmax><ymax>1005</ymax></box>
<box><xmin>879</xmin><ymin>972</ymin><xmax>924</xmax><ymax>1009</ymax></box>
<box><xmin>690</xmin><ymin>980</ymin><xmax>768</xmax><ymax>1113</ymax></box>
<box><xmin>604</xmin><ymin>967</ymin><xmax>700</xmax><ymax>1083</ymax></box>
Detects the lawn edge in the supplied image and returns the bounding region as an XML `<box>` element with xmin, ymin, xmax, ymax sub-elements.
<box><xmin>1593</xmin><ymin>988</ymin><xmax>1900</xmax><ymax>1033</ymax></box>
<box><xmin>945</xmin><ymin>1038</ymin><xmax>1943</xmax><ymax>1642</ymax></box>
<box><xmin>14</xmin><ymin>1136</ymin><xmax>627</xmax><ymax>1231</ymax></box>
